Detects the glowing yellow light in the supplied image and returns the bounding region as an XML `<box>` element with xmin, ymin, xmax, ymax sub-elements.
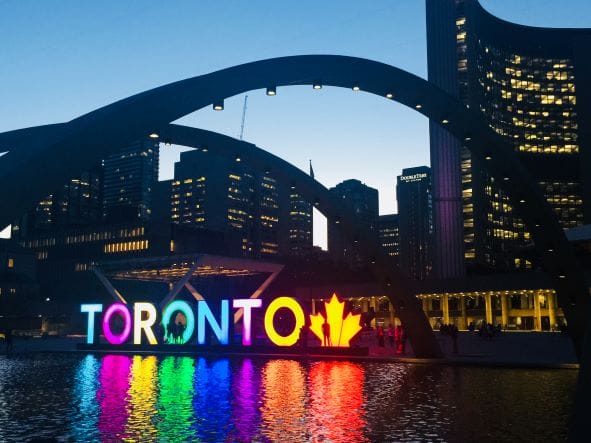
<box><xmin>264</xmin><ymin>297</ymin><xmax>305</xmax><ymax>346</ymax></box>
<box><xmin>148</xmin><ymin>133</ymin><xmax>159</xmax><ymax>139</ymax></box>
<box><xmin>309</xmin><ymin>293</ymin><xmax>362</xmax><ymax>347</ymax></box>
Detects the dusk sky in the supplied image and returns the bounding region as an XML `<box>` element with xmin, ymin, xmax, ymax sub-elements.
<box><xmin>1</xmin><ymin>0</ymin><xmax>589</xmax><ymax>243</ymax></box>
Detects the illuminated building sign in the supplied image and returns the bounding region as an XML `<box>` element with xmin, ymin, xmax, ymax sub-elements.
<box><xmin>399</xmin><ymin>172</ymin><xmax>428</xmax><ymax>183</ymax></box>
<box><xmin>81</xmin><ymin>293</ymin><xmax>361</xmax><ymax>348</ymax></box>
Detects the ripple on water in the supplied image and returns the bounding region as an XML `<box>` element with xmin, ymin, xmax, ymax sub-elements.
<box><xmin>0</xmin><ymin>354</ymin><xmax>577</xmax><ymax>442</ymax></box>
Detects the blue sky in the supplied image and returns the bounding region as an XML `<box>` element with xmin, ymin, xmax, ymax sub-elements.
<box><xmin>1</xmin><ymin>0</ymin><xmax>589</xmax><ymax>243</ymax></box>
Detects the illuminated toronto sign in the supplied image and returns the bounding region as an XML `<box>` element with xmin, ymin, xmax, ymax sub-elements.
<box><xmin>81</xmin><ymin>293</ymin><xmax>361</xmax><ymax>348</ymax></box>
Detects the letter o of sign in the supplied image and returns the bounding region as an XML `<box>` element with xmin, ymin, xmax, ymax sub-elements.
<box><xmin>264</xmin><ymin>297</ymin><xmax>306</xmax><ymax>346</ymax></box>
<box><xmin>102</xmin><ymin>303</ymin><xmax>132</xmax><ymax>345</ymax></box>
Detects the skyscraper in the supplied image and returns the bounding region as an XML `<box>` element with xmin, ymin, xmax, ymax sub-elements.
<box><xmin>378</xmin><ymin>214</ymin><xmax>400</xmax><ymax>265</ymax></box>
<box><xmin>427</xmin><ymin>0</ymin><xmax>591</xmax><ymax>274</ymax></box>
<box><xmin>397</xmin><ymin>167</ymin><xmax>433</xmax><ymax>280</ymax></box>
<box><xmin>288</xmin><ymin>185</ymin><xmax>313</xmax><ymax>257</ymax></box>
<box><xmin>171</xmin><ymin>148</ymin><xmax>311</xmax><ymax>258</ymax></box>
<box><xmin>12</xmin><ymin>165</ymin><xmax>103</xmax><ymax>239</ymax></box>
<box><xmin>103</xmin><ymin>139</ymin><xmax>159</xmax><ymax>222</ymax></box>
<box><xmin>328</xmin><ymin>179</ymin><xmax>379</xmax><ymax>265</ymax></box>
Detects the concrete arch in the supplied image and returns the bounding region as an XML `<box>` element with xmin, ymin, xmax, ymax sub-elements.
<box><xmin>0</xmin><ymin>55</ymin><xmax>588</xmax><ymax>361</ymax></box>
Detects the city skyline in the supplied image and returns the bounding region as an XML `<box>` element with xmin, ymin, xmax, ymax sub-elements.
<box><xmin>1</xmin><ymin>0</ymin><xmax>589</xmax><ymax>245</ymax></box>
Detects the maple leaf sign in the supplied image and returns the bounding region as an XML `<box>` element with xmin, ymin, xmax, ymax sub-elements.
<box><xmin>309</xmin><ymin>293</ymin><xmax>363</xmax><ymax>347</ymax></box>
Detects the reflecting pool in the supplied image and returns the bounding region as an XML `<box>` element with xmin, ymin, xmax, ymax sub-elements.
<box><xmin>0</xmin><ymin>354</ymin><xmax>576</xmax><ymax>442</ymax></box>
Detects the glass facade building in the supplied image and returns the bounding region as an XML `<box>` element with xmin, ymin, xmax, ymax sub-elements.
<box><xmin>103</xmin><ymin>140</ymin><xmax>159</xmax><ymax>222</ymax></box>
<box><xmin>378</xmin><ymin>214</ymin><xmax>400</xmax><ymax>264</ymax></box>
<box><xmin>327</xmin><ymin>179</ymin><xmax>379</xmax><ymax>266</ymax></box>
<box><xmin>171</xmin><ymin>148</ymin><xmax>312</xmax><ymax>258</ymax></box>
<box><xmin>427</xmin><ymin>0</ymin><xmax>591</xmax><ymax>274</ymax></box>
<box><xmin>396</xmin><ymin>167</ymin><xmax>433</xmax><ymax>280</ymax></box>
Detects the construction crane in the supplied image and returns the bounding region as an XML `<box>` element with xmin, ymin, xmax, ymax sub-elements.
<box><xmin>239</xmin><ymin>94</ymin><xmax>248</xmax><ymax>140</ymax></box>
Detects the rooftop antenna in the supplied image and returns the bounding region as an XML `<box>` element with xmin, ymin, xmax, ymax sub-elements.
<box><xmin>239</xmin><ymin>94</ymin><xmax>248</xmax><ymax>140</ymax></box>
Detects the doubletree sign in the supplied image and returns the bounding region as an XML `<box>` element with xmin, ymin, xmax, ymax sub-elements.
<box><xmin>81</xmin><ymin>293</ymin><xmax>362</xmax><ymax>348</ymax></box>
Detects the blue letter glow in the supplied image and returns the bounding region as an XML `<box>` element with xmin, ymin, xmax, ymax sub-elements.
<box><xmin>81</xmin><ymin>304</ymin><xmax>103</xmax><ymax>344</ymax></box>
<box><xmin>198</xmin><ymin>300</ymin><xmax>229</xmax><ymax>345</ymax></box>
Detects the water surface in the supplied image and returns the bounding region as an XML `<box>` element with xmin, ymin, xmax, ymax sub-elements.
<box><xmin>0</xmin><ymin>354</ymin><xmax>575</xmax><ymax>442</ymax></box>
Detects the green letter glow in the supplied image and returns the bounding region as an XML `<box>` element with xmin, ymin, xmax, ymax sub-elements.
<box><xmin>81</xmin><ymin>304</ymin><xmax>103</xmax><ymax>344</ymax></box>
<box><xmin>198</xmin><ymin>300</ymin><xmax>229</xmax><ymax>345</ymax></box>
<box><xmin>133</xmin><ymin>302</ymin><xmax>158</xmax><ymax>345</ymax></box>
<box><xmin>161</xmin><ymin>300</ymin><xmax>195</xmax><ymax>344</ymax></box>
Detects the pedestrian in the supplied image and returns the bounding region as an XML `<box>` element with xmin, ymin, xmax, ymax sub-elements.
<box><xmin>395</xmin><ymin>325</ymin><xmax>403</xmax><ymax>354</ymax></box>
<box><xmin>450</xmin><ymin>324</ymin><xmax>458</xmax><ymax>354</ymax></box>
<box><xmin>387</xmin><ymin>324</ymin><xmax>395</xmax><ymax>348</ymax></box>
<box><xmin>400</xmin><ymin>325</ymin><xmax>407</xmax><ymax>354</ymax></box>
<box><xmin>377</xmin><ymin>325</ymin><xmax>385</xmax><ymax>347</ymax></box>
<box><xmin>322</xmin><ymin>319</ymin><xmax>332</xmax><ymax>347</ymax></box>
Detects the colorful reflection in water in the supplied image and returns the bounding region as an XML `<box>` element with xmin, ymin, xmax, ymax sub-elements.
<box><xmin>126</xmin><ymin>356</ymin><xmax>158</xmax><ymax>441</ymax></box>
<box><xmin>157</xmin><ymin>356</ymin><xmax>195</xmax><ymax>442</ymax></box>
<box><xmin>0</xmin><ymin>354</ymin><xmax>576</xmax><ymax>442</ymax></box>
<box><xmin>70</xmin><ymin>355</ymin><xmax>100</xmax><ymax>441</ymax></box>
<box><xmin>309</xmin><ymin>361</ymin><xmax>368</xmax><ymax>443</ymax></box>
<box><xmin>260</xmin><ymin>359</ymin><xmax>308</xmax><ymax>441</ymax></box>
<box><xmin>96</xmin><ymin>354</ymin><xmax>131</xmax><ymax>441</ymax></box>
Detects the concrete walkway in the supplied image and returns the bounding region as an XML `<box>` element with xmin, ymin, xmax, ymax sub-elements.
<box><xmin>1</xmin><ymin>331</ymin><xmax>579</xmax><ymax>369</ymax></box>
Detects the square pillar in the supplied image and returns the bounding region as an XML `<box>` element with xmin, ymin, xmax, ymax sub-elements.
<box><xmin>501</xmin><ymin>293</ymin><xmax>509</xmax><ymax>329</ymax></box>
<box><xmin>442</xmin><ymin>294</ymin><xmax>450</xmax><ymax>324</ymax></box>
<box><xmin>548</xmin><ymin>291</ymin><xmax>557</xmax><ymax>331</ymax></box>
<box><xmin>533</xmin><ymin>292</ymin><xmax>542</xmax><ymax>331</ymax></box>
<box><xmin>460</xmin><ymin>296</ymin><xmax>467</xmax><ymax>329</ymax></box>
<box><xmin>422</xmin><ymin>297</ymin><xmax>429</xmax><ymax>313</ymax></box>
<box><xmin>484</xmin><ymin>293</ymin><xmax>493</xmax><ymax>325</ymax></box>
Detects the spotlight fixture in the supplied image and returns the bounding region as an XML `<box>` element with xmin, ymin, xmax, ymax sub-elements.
<box><xmin>441</xmin><ymin>119</ymin><xmax>449</xmax><ymax>124</ymax></box>
<box><xmin>313</xmin><ymin>81</ymin><xmax>322</xmax><ymax>90</ymax></box>
<box><xmin>386</xmin><ymin>93</ymin><xmax>394</xmax><ymax>99</ymax></box>
<box><xmin>415</xmin><ymin>104</ymin><xmax>422</xmax><ymax>109</ymax></box>
<box><xmin>149</xmin><ymin>133</ymin><xmax>159</xmax><ymax>139</ymax></box>
<box><xmin>266</xmin><ymin>86</ymin><xmax>276</xmax><ymax>96</ymax></box>
<box><xmin>352</xmin><ymin>84</ymin><xmax>360</xmax><ymax>91</ymax></box>
<box><xmin>213</xmin><ymin>100</ymin><xmax>224</xmax><ymax>111</ymax></box>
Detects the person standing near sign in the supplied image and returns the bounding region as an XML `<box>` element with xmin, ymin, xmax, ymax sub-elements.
<box><xmin>322</xmin><ymin>319</ymin><xmax>332</xmax><ymax>346</ymax></box>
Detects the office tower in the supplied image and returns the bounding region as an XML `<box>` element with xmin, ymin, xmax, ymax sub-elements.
<box><xmin>171</xmin><ymin>148</ymin><xmax>309</xmax><ymax>258</ymax></box>
<box><xmin>103</xmin><ymin>139</ymin><xmax>159</xmax><ymax>222</ymax></box>
<box><xmin>288</xmin><ymin>185</ymin><xmax>313</xmax><ymax>256</ymax></box>
<box><xmin>12</xmin><ymin>165</ymin><xmax>103</xmax><ymax>239</ymax></box>
<box><xmin>378</xmin><ymin>214</ymin><xmax>400</xmax><ymax>264</ymax></box>
<box><xmin>397</xmin><ymin>167</ymin><xmax>433</xmax><ymax>280</ymax></box>
<box><xmin>328</xmin><ymin>179</ymin><xmax>379</xmax><ymax>265</ymax></box>
<box><xmin>427</xmin><ymin>0</ymin><xmax>591</xmax><ymax>273</ymax></box>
